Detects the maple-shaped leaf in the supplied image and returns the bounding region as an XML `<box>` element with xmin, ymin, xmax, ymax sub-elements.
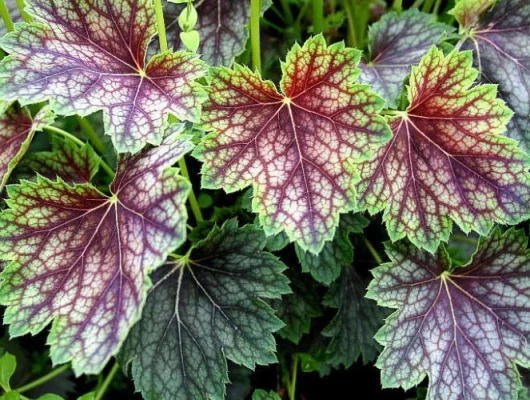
<box><xmin>0</xmin><ymin>104</ymin><xmax>54</xmax><ymax>193</ymax></box>
<box><xmin>367</xmin><ymin>228</ymin><xmax>530</xmax><ymax>400</ymax></box>
<box><xmin>322</xmin><ymin>266</ymin><xmax>388</xmax><ymax>367</ymax></box>
<box><xmin>295</xmin><ymin>214</ymin><xmax>369</xmax><ymax>285</ymax></box>
<box><xmin>164</xmin><ymin>0</ymin><xmax>270</xmax><ymax>66</ymax></box>
<box><xmin>120</xmin><ymin>219</ymin><xmax>290</xmax><ymax>400</ymax></box>
<box><xmin>357</xmin><ymin>47</ymin><xmax>530</xmax><ymax>252</ymax></box>
<box><xmin>20</xmin><ymin>136</ymin><xmax>100</xmax><ymax>184</ymax></box>
<box><xmin>359</xmin><ymin>9</ymin><xmax>452</xmax><ymax>108</ymax></box>
<box><xmin>194</xmin><ymin>35</ymin><xmax>390</xmax><ymax>253</ymax></box>
<box><xmin>0</xmin><ymin>125</ymin><xmax>193</xmax><ymax>375</ymax></box>
<box><xmin>452</xmin><ymin>0</ymin><xmax>530</xmax><ymax>152</ymax></box>
<box><xmin>0</xmin><ymin>0</ymin><xmax>207</xmax><ymax>153</ymax></box>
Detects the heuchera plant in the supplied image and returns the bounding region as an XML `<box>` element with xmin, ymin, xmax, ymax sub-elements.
<box><xmin>0</xmin><ymin>0</ymin><xmax>529</xmax><ymax>399</ymax></box>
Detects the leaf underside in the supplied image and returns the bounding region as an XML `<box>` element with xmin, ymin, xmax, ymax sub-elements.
<box><xmin>194</xmin><ymin>35</ymin><xmax>390</xmax><ymax>253</ymax></box>
<box><xmin>0</xmin><ymin>125</ymin><xmax>192</xmax><ymax>375</ymax></box>
<box><xmin>0</xmin><ymin>0</ymin><xmax>207</xmax><ymax>153</ymax></box>
<box><xmin>121</xmin><ymin>220</ymin><xmax>290</xmax><ymax>400</ymax></box>
<box><xmin>358</xmin><ymin>47</ymin><xmax>530</xmax><ymax>252</ymax></box>
<box><xmin>368</xmin><ymin>228</ymin><xmax>530</xmax><ymax>400</ymax></box>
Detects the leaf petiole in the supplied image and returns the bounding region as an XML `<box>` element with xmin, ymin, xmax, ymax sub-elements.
<box><xmin>251</xmin><ymin>0</ymin><xmax>262</xmax><ymax>72</ymax></box>
<box><xmin>94</xmin><ymin>362</ymin><xmax>120</xmax><ymax>400</ymax></box>
<box><xmin>15</xmin><ymin>363</ymin><xmax>71</xmax><ymax>393</ymax></box>
<box><xmin>0</xmin><ymin>0</ymin><xmax>14</xmax><ymax>33</ymax></box>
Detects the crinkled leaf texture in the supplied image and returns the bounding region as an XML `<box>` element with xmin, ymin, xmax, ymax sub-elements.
<box><xmin>194</xmin><ymin>35</ymin><xmax>390</xmax><ymax>253</ymax></box>
<box><xmin>295</xmin><ymin>214</ymin><xmax>369</xmax><ymax>285</ymax></box>
<box><xmin>358</xmin><ymin>47</ymin><xmax>530</xmax><ymax>252</ymax></box>
<box><xmin>21</xmin><ymin>136</ymin><xmax>100</xmax><ymax>184</ymax></box>
<box><xmin>368</xmin><ymin>228</ymin><xmax>530</xmax><ymax>400</ymax></box>
<box><xmin>323</xmin><ymin>266</ymin><xmax>388</xmax><ymax>367</ymax></box>
<box><xmin>0</xmin><ymin>125</ymin><xmax>193</xmax><ymax>375</ymax></box>
<box><xmin>164</xmin><ymin>0</ymin><xmax>269</xmax><ymax>66</ymax></box>
<box><xmin>0</xmin><ymin>104</ymin><xmax>54</xmax><ymax>192</ymax></box>
<box><xmin>120</xmin><ymin>219</ymin><xmax>290</xmax><ymax>400</ymax></box>
<box><xmin>359</xmin><ymin>9</ymin><xmax>452</xmax><ymax>108</ymax></box>
<box><xmin>0</xmin><ymin>0</ymin><xmax>207</xmax><ymax>153</ymax></box>
<box><xmin>454</xmin><ymin>0</ymin><xmax>530</xmax><ymax>152</ymax></box>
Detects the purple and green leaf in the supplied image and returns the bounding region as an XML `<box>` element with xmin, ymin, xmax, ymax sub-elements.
<box><xmin>120</xmin><ymin>219</ymin><xmax>290</xmax><ymax>400</ymax></box>
<box><xmin>452</xmin><ymin>0</ymin><xmax>530</xmax><ymax>152</ymax></box>
<box><xmin>359</xmin><ymin>9</ymin><xmax>453</xmax><ymax>108</ymax></box>
<box><xmin>194</xmin><ymin>35</ymin><xmax>391</xmax><ymax>253</ymax></box>
<box><xmin>0</xmin><ymin>104</ymin><xmax>54</xmax><ymax>193</ymax></box>
<box><xmin>0</xmin><ymin>0</ymin><xmax>207</xmax><ymax>154</ymax></box>
<box><xmin>358</xmin><ymin>47</ymin><xmax>530</xmax><ymax>252</ymax></box>
<box><xmin>0</xmin><ymin>125</ymin><xmax>193</xmax><ymax>375</ymax></box>
<box><xmin>368</xmin><ymin>228</ymin><xmax>530</xmax><ymax>399</ymax></box>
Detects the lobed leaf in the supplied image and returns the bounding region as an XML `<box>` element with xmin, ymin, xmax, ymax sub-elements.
<box><xmin>453</xmin><ymin>0</ymin><xmax>530</xmax><ymax>152</ymax></box>
<box><xmin>359</xmin><ymin>9</ymin><xmax>453</xmax><ymax>108</ymax></box>
<box><xmin>194</xmin><ymin>35</ymin><xmax>391</xmax><ymax>253</ymax></box>
<box><xmin>0</xmin><ymin>125</ymin><xmax>193</xmax><ymax>375</ymax></box>
<box><xmin>0</xmin><ymin>0</ymin><xmax>207</xmax><ymax>153</ymax></box>
<box><xmin>0</xmin><ymin>104</ymin><xmax>54</xmax><ymax>193</ymax></box>
<box><xmin>358</xmin><ymin>47</ymin><xmax>530</xmax><ymax>252</ymax></box>
<box><xmin>368</xmin><ymin>228</ymin><xmax>530</xmax><ymax>400</ymax></box>
<box><xmin>120</xmin><ymin>219</ymin><xmax>290</xmax><ymax>400</ymax></box>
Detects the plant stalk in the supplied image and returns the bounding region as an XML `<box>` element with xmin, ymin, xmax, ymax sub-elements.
<box><xmin>16</xmin><ymin>364</ymin><xmax>71</xmax><ymax>393</ymax></box>
<box><xmin>0</xmin><ymin>0</ymin><xmax>14</xmax><ymax>33</ymax></box>
<box><xmin>94</xmin><ymin>362</ymin><xmax>120</xmax><ymax>400</ymax></box>
<box><xmin>364</xmin><ymin>238</ymin><xmax>383</xmax><ymax>264</ymax></box>
<box><xmin>343</xmin><ymin>0</ymin><xmax>357</xmax><ymax>48</ymax></box>
<box><xmin>251</xmin><ymin>0</ymin><xmax>261</xmax><ymax>73</ymax></box>
<box><xmin>393</xmin><ymin>0</ymin><xmax>403</xmax><ymax>12</ymax></box>
<box><xmin>289</xmin><ymin>354</ymin><xmax>299</xmax><ymax>400</ymax></box>
<box><xmin>280</xmin><ymin>0</ymin><xmax>294</xmax><ymax>25</ymax></box>
<box><xmin>14</xmin><ymin>0</ymin><xmax>32</xmax><ymax>22</ymax></box>
<box><xmin>153</xmin><ymin>0</ymin><xmax>168</xmax><ymax>52</ymax></box>
<box><xmin>178</xmin><ymin>158</ymin><xmax>204</xmax><ymax>222</ymax></box>
<box><xmin>422</xmin><ymin>0</ymin><xmax>435</xmax><ymax>12</ymax></box>
<box><xmin>312</xmin><ymin>0</ymin><xmax>324</xmax><ymax>34</ymax></box>
<box><xmin>76</xmin><ymin>116</ymin><xmax>106</xmax><ymax>154</ymax></box>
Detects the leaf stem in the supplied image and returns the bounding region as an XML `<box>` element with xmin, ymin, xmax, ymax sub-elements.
<box><xmin>411</xmin><ymin>0</ymin><xmax>424</xmax><ymax>7</ymax></box>
<box><xmin>422</xmin><ymin>0</ymin><xmax>435</xmax><ymax>12</ymax></box>
<box><xmin>94</xmin><ymin>362</ymin><xmax>120</xmax><ymax>400</ymax></box>
<box><xmin>393</xmin><ymin>0</ymin><xmax>402</xmax><ymax>12</ymax></box>
<box><xmin>16</xmin><ymin>364</ymin><xmax>70</xmax><ymax>393</ymax></box>
<box><xmin>289</xmin><ymin>354</ymin><xmax>299</xmax><ymax>400</ymax></box>
<box><xmin>451</xmin><ymin>234</ymin><xmax>478</xmax><ymax>246</ymax></box>
<box><xmin>364</xmin><ymin>238</ymin><xmax>383</xmax><ymax>264</ymax></box>
<box><xmin>0</xmin><ymin>0</ymin><xmax>14</xmax><ymax>32</ymax></box>
<box><xmin>432</xmin><ymin>0</ymin><xmax>443</xmax><ymax>15</ymax></box>
<box><xmin>312</xmin><ymin>0</ymin><xmax>324</xmax><ymax>34</ymax></box>
<box><xmin>76</xmin><ymin>116</ymin><xmax>106</xmax><ymax>154</ymax></box>
<box><xmin>280</xmin><ymin>0</ymin><xmax>294</xmax><ymax>25</ymax></box>
<box><xmin>14</xmin><ymin>0</ymin><xmax>32</xmax><ymax>23</ymax></box>
<box><xmin>44</xmin><ymin>125</ymin><xmax>115</xmax><ymax>178</ymax></box>
<box><xmin>343</xmin><ymin>0</ymin><xmax>357</xmax><ymax>48</ymax></box>
<box><xmin>153</xmin><ymin>0</ymin><xmax>168</xmax><ymax>52</ymax></box>
<box><xmin>178</xmin><ymin>159</ymin><xmax>203</xmax><ymax>223</ymax></box>
<box><xmin>251</xmin><ymin>0</ymin><xmax>261</xmax><ymax>73</ymax></box>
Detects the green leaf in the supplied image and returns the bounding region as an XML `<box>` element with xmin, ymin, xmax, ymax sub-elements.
<box><xmin>121</xmin><ymin>220</ymin><xmax>291</xmax><ymax>400</ymax></box>
<box><xmin>368</xmin><ymin>228</ymin><xmax>530</xmax><ymax>399</ymax></box>
<box><xmin>179</xmin><ymin>30</ymin><xmax>200</xmax><ymax>52</ymax></box>
<box><xmin>296</xmin><ymin>214</ymin><xmax>369</xmax><ymax>285</ymax></box>
<box><xmin>252</xmin><ymin>389</ymin><xmax>281</xmax><ymax>400</ymax></box>
<box><xmin>0</xmin><ymin>353</ymin><xmax>16</xmax><ymax>391</ymax></box>
<box><xmin>323</xmin><ymin>266</ymin><xmax>389</xmax><ymax>367</ymax></box>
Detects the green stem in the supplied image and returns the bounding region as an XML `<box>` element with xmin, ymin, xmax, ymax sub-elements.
<box><xmin>312</xmin><ymin>0</ymin><xmax>324</xmax><ymax>34</ymax></box>
<box><xmin>451</xmin><ymin>234</ymin><xmax>478</xmax><ymax>246</ymax></box>
<box><xmin>289</xmin><ymin>354</ymin><xmax>299</xmax><ymax>400</ymax></box>
<box><xmin>76</xmin><ymin>116</ymin><xmax>106</xmax><ymax>154</ymax></box>
<box><xmin>14</xmin><ymin>0</ymin><xmax>32</xmax><ymax>23</ymax></box>
<box><xmin>393</xmin><ymin>0</ymin><xmax>403</xmax><ymax>12</ymax></box>
<box><xmin>178</xmin><ymin>159</ymin><xmax>203</xmax><ymax>223</ymax></box>
<box><xmin>153</xmin><ymin>0</ymin><xmax>168</xmax><ymax>52</ymax></box>
<box><xmin>16</xmin><ymin>364</ymin><xmax>71</xmax><ymax>393</ymax></box>
<box><xmin>330</xmin><ymin>0</ymin><xmax>336</xmax><ymax>13</ymax></box>
<box><xmin>364</xmin><ymin>238</ymin><xmax>383</xmax><ymax>264</ymax></box>
<box><xmin>280</xmin><ymin>0</ymin><xmax>294</xmax><ymax>25</ymax></box>
<box><xmin>422</xmin><ymin>0</ymin><xmax>435</xmax><ymax>12</ymax></box>
<box><xmin>44</xmin><ymin>125</ymin><xmax>115</xmax><ymax>178</ymax></box>
<box><xmin>251</xmin><ymin>0</ymin><xmax>261</xmax><ymax>73</ymax></box>
<box><xmin>432</xmin><ymin>0</ymin><xmax>443</xmax><ymax>15</ymax></box>
<box><xmin>94</xmin><ymin>362</ymin><xmax>120</xmax><ymax>400</ymax></box>
<box><xmin>0</xmin><ymin>0</ymin><xmax>14</xmax><ymax>33</ymax></box>
<box><xmin>412</xmin><ymin>0</ymin><xmax>425</xmax><ymax>7</ymax></box>
<box><xmin>343</xmin><ymin>0</ymin><xmax>357</xmax><ymax>48</ymax></box>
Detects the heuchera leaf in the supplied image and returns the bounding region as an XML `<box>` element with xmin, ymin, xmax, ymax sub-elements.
<box><xmin>358</xmin><ymin>47</ymin><xmax>530</xmax><ymax>252</ymax></box>
<box><xmin>165</xmin><ymin>0</ymin><xmax>270</xmax><ymax>66</ymax></box>
<box><xmin>295</xmin><ymin>214</ymin><xmax>369</xmax><ymax>285</ymax></box>
<box><xmin>194</xmin><ymin>35</ymin><xmax>390</xmax><ymax>253</ymax></box>
<box><xmin>359</xmin><ymin>9</ymin><xmax>452</xmax><ymax>108</ymax></box>
<box><xmin>322</xmin><ymin>266</ymin><xmax>388</xmax><ymax>367</ymax></box>
<box><xmin>21</xmin><ymin>137</ymin><xmax>100</xmax><ymax>184</ymax></box>
<box><xmin>0</xmin><ymin>125</ymin><xmax>193</xmax><ymax>375</ymax></box>
<box><xmin>0</xmin><ymin>104</ymin><xmax>54</xmax><ymax>192</ymax></box>
<box><xmin>453</xmin><ymin>0</ymin><xmax>530</xmax><ymax>152</ymax></box>
<box><xmin>367</xmin><ymin>228</ymin><xmax>530</xmax><ymax>400</ymax></box>
<box><xmin>0</xmin><ymin>0</ymin><xmax>207</xmax><ymax>153</ymax></box>
<box><xmin>120</xmin><ymin>219</ymin><xmax>290</xmax><ymax>400</ymax></box>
